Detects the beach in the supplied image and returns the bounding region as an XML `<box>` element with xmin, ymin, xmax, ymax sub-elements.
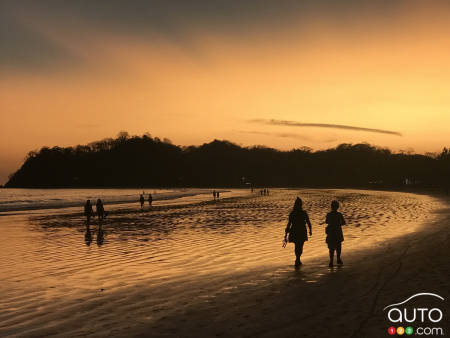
<box><xmin>0</xmin><ymin>189</ymin><xmax>448</xmax><ymax>337</ymax></box>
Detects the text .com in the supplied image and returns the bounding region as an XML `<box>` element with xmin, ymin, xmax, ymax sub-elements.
<box><xmin>388</xmin><ymin>326</ymin><xmax>444</xmax><ymax>335</ymax></box>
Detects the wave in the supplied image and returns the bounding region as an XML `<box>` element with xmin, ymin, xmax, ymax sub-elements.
<box><xmin>0</xmin><ymin>189</ymin><xmax>214</xmax><ymax>213</ymax></box>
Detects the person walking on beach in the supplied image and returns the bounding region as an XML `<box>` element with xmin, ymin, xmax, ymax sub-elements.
<box><xmin>96</xmin><ymin>199</ymin><xmax>105</xmax><ymax>221</ymax></box>
<box><xmin>148</xmin><ymin>193</ymin><xmax>153</xmax><ymax>207</ymax></box>
<box><xmin>216</xmin><ymin>191</ymin><xmax>220</xmax><ymax>200</ymax></box>
<box><xmin>213</xmin><ymin>190</ymin><xmax>216</xmax><ymax>200</ymax></box>
<box><xmin>284</xmin><ymin>197</ymin><xmax>312</xmax><ymax>267</ymax></box>
<box><xmin>84</xmin><ymin>199</ymin><xmax>94</xmax><ymax>224</ymax></box>
<box><xmin>325</xmin><ymin>200</ymin><xmax>346</xmax><ymax>267</ymax></box>
<box><xmin>140</xmin><ymin>194</ymin><xmax>145</xmax><ymax>210</ymax></box>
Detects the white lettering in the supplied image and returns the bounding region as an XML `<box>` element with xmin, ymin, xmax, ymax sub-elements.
<box><xmin>428</xmin><ymin>308</ymin><xmax>443</xmax><ymax>323</ymax></box>
<box><xmin>403</xmin><ymin>308</ymin><xmax>416</xmax><ymax>322</ymax></box>
<box><xmin>417</xmin><ymin>308</ymin><xmax>428</xmax><ymax>322</ymax></box>
<box><xmin>388</xmin><ymin>308</ymin><xmax>402</xmax><ymax>322</ymax></box>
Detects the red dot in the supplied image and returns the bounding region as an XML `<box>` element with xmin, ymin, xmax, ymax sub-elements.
<box><xmin>388</xmin><ymin>327</ymin><xmax>396</xmax><ymax>335</ymax></box>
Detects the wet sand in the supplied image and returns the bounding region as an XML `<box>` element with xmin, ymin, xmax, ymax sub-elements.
<box><xmin>0</xmin><ymin>189</ymin><xmax>448</xmax><ymax>337</ymax></box>
<box><xmin>131</xmin><ymin>198</ymin><xmax>449</xmax><ymax>338</ymax></box>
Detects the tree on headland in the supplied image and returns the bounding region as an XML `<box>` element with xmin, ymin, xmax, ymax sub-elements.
<box><xmin>4</xmin><ymin>132</ymin><xmax>449</xmax><ymax>190</ymax></box>
<box><xmin>437</xmin><ymin>148</ymin><xmax>450</xmax><ymax>194</ymax></box>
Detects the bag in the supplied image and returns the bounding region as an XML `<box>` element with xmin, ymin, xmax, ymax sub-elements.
<box><xmin>288</xmin><ymin>231</ymin><xmax>294</xmax><ymax>243</ymax></box>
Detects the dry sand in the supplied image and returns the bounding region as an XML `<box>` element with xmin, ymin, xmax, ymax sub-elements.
<box><xmin>0</xmin><ymin>190</ymin><xmax>448</xmax><ymax>337</ymax></box>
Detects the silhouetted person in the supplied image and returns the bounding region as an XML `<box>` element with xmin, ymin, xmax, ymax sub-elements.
<box><xmin>325</xmin><ymin>200</ymin><xmax>346</xmax><ymax>267</ymax></box>
<box><xmin>96</xmin><ymin>199</ymin><xmax>105</xmax><ymax>221</ymax></box>
<box><xmin>266</xmin><ymin>189</ymin><xmax>269</xmax><ymax>195</ymax></box>
<box><xmin>260</xmin><ymin>190</ymin><xmax>263</xmax><ymax>196</ymax></box>
<box><xmin>284</xmin><ymin>197</ymin><xmax>312</xmax><ymax>267</ymax></box>
<box><xmin>148</xmin><ymin>193</ymin><xmax>153</xmax><ymax>207</ymax></box>
<box><xmin>85</xmin><ymin>224</ymin><xmax>92</xmax><ymax>246</ymax></box>
<box><xmin>216</xmin><ymin>191</ymin><xmax>220</xmax><ymax>200</ymax></box>
<box><xmin>213</xmin><ymin>190</ymin><xmax>216</xmax><ymax>200</ymax></box>
<box><xmin>251</xmin><ymin>187</ymin><xmax>254</xmax><ymax>193</ymax></box>
<box><xmin>140</xmin><ymin>194</ymin><xmax>145</xmax><ymax>209</ymax></box>
<box><xmin>84</xmin><ymin>199</ymin><xmax>94</xmax><ymax>224</ymax></box>
<box><xmin>97</xmin><ymin>224</ymin><xmax>104</xmax><ymax>247</ymax></box>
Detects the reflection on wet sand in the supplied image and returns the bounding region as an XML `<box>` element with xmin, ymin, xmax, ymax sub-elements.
<box><xmin>84</xmin><ymin>225</ymin><xmax>92</xmax><ymax>246</ymax></box>
<box><xmin>0</xmin><ymin>189</ymin><xmax>444</xmax><ymax>336</ymax></box>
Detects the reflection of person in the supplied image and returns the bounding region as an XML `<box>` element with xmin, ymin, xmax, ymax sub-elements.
<box><xmin>325</xmin><ymin>200</ymin><xmax>346</xmax><ymax>267</ymax></box>
<box><xmin>85</xmin><ymin>225</ymin><xmax>92</xmax><ymax>246</ymax></box>
<box><xmin>96</xmin><ymin>199</ymin><xmax>105</xmax><ymax>221</ymax></box>
<box><xmin>97</xmin><ymin>224</ymin><xmax>104</xmax><ymax>247</ymax></box>
<box><xmin>140</xmin><ymin>194</ymin><xmax>145</xmax><ymax>209</ymax></box>
<box><xmin>284</xmin><ymin>197</ymin><xmax>312</xmax><ymax>267</ymax></box>
<box><xmin>84</xmin><ymin>200</ymin><xmax>94</xmax><ymax>224</ymax></box>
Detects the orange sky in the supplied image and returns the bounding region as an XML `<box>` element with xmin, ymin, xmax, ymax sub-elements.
<box><xmin>1</xmin><ymin>1</ymin><xmax>450</xmax><ymax>184</ymax></box>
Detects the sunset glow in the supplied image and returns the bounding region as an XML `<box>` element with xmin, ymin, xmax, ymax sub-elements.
<box><xmin>2</xmin><ymin>1</ymin><xmax>450</xmax><ymax>183</ymax></box>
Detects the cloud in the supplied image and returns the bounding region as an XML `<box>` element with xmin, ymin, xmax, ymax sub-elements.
<box><xmin>249</xmin><ymin>119</ymin><xmax>402</xmax><ymax>136</ymax></box>
<box><xmin>240</xmin><ymin>130</ymin><xmax>311</xmax><ymax>141</ymax></box>
<box><xmin>1</xmin><ymin>0</ymin><xmax>415</xmax><ymax>71</ymax></box>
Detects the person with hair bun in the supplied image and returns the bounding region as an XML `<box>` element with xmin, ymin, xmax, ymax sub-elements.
<box><xmin>284</xmin><ymin>197</ymin><xmax>312</xmax><ymax>267</ymax></box>
<box><xmin>325</xmin><ymin>200</ymin><xmax>346</xmax><ymax>267</ymax></box>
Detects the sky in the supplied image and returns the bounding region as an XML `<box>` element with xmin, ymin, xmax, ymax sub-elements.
<box><xmin>1</xmin><ymin>0</ymin><xmax>450</xmax><ymax>184</ymax></box>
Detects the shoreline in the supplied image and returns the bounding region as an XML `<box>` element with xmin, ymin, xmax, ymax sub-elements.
<box><xmin>0</xmin><ymin>190</ymin><xmax>448</xmax><ymax>337</ymax></box>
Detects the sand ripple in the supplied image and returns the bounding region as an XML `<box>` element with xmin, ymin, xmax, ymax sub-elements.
<box><xmin>0</xmin><ymin>189</ymin><xmax>443</xmax><ymax>337</ymax></box>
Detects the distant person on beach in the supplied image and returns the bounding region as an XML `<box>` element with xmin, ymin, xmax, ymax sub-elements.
<box><xmin>84</xmin><ymin>200</ymin><xmax>94</xmax><ymax>224</ymax></box>
<box><xmin>96</xmin><ymin>199</ymin><xmax>105</xmax><ymax>221</ymax></box>
<box><xmin>148</xmin><ymin>193</ymin><xmax>153</xmax><ymax>207</ymax></box>
<box><xmin>284</xmin><ymin>197</ymin><xmax>312</xmax><ymax>267</ymax></box>
<box><xmin>216</xmin><ymin>191</ymin><xmax>220</xmax><ymax>200</ymax></box>
<box><xmin>213</xmin><ymin>190</ymin><xmax>216</xmax><ymax>200</ymax></box>
<box><xmin>325</xmin><ymin>200</ymin><xmax>346</xmax><ymax>267</ymax></box>
<box><xmin>140</xmin><ymin>194</ymin><xmax>145</xmax><ymax>209</ymax></box>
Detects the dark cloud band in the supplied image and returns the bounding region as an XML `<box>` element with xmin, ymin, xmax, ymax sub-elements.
<box><xmin>1</xmin><ymin>0</ymin><xmax>418</xmax><ymax>71</ymax></box>
<box><xmin>250</xmin><ymin>119</ymin><xmax>402</xmax><ymax>136</ymax></box>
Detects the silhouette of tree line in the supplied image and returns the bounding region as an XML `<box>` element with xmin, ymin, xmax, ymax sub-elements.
<box><xmin>5</xmin><ymin>132</ymin><xmax>450</xmax><ymax>191</ymax></box>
